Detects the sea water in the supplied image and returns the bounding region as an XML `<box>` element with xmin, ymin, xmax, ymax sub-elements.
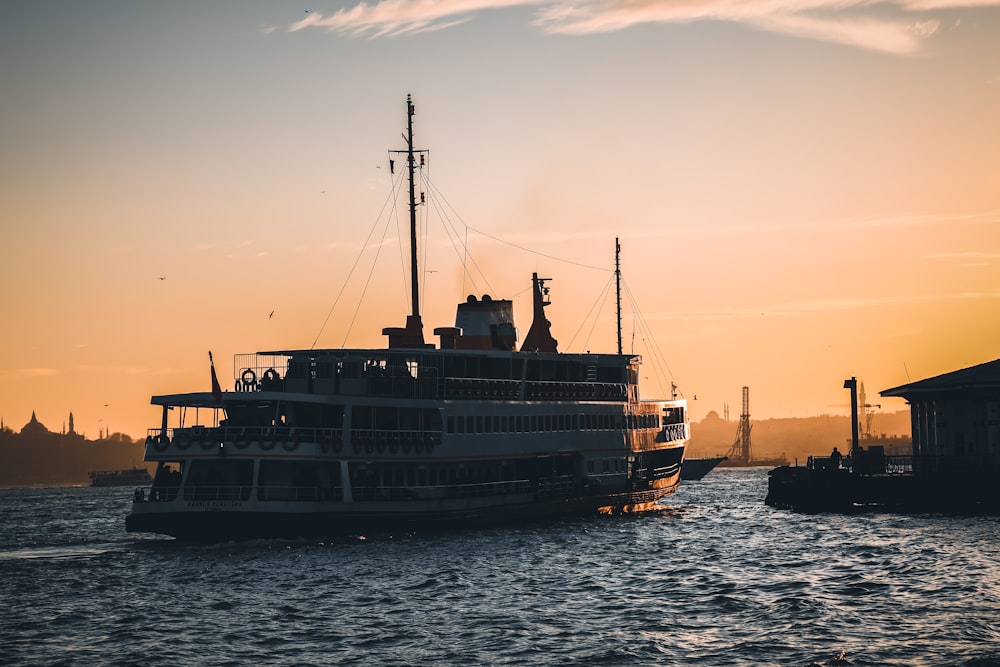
<box><xmin>1</xmin><ymin>468</ymin><xmax>998</xmax><ymax>666</ymax></box>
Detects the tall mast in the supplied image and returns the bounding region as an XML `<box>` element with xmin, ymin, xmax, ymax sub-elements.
<box><xmin>382</xmin><ymin>94</ymin><xmax>426</xmax><ymax>348</ymax></box>
<box><xmin>406</xmin><ymin>94</ymin><xmax>420</xmax><ymax>321</ymax></box>
<box><xmin>615</xmin><ymin>237</ymin><xmax>623</xmax><ymax>355</ymax></box>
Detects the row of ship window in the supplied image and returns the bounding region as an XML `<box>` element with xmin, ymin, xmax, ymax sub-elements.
<box><xmin>445</xmin><ymin>412</ymin><xmax>661</xmax><ymax>435</ymax></box>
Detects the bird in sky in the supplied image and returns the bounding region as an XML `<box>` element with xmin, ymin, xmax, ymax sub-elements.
<box><xmin>158</xmin><ymin>276</ymin><xmax>166</xmax><ymax>281</ymax></box>
<box><xmin>268</xmin><ymin>310</ymin><xmax>274</xmax><ymax>319</ymax></box>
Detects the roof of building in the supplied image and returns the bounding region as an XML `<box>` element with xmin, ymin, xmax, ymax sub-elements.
<box><xmin>881</xmin><ymin>358</ymin><xmax>1000</xmax><ymax>398</ymax></box>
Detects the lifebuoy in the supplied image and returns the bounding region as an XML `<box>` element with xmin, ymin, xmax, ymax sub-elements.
<box><xmin>241</xmin><ymin>368</ymin><xmax>257</xmax><ymax>386</ymax></box>
<box><xmin>263</xmin><ymin>368</ymin><xmax>279</xmax><ymax>383</ymax></box>
<box><xmin>200</xmin><ymin>437</ymin><xmax>216</xmax><ymax>450</ymax></box>
<box><xmin>321</xmin><ymin>436</ymin><xmax>333</xmax><ymax>453</ymax></box>
<box><xmin>154</xmin><ymin>434</ymin><xmax>170</xmax><ymax>451</ymax></box>
<box><xmin>332</xmin><ymin>435</ymin><xmax>343</xmax><ymax>453</ymax></box>
<box><xmin>174</xmin><ymin>434</ymin><xmax>190</xmax><ymax>450</ymax></box>
<box><xmin>282</xmin><ymin>433</ymin><xmax>298</xmax><ymax>451</ymax></box>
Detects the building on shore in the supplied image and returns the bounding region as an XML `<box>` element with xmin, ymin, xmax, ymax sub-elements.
<box><xmin>880</xmin><ymin>358</ymin><xmax>1000</xmax><ymax>477</ymax></box>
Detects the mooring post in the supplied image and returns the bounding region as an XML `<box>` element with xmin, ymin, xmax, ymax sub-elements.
<box><xmin>844</xmin><ymin>377</ymin><xmax>860</xmax><ymax>471</ymax></box>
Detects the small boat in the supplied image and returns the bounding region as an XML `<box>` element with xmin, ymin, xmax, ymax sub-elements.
<box><xmin>89</xmin><ymin>468</ymin><xmax>153</xmax><ymax>487</ymax></box>
<box><xmin>125</xmin><ymin>96</ymin><xmax>689</xmax><ymax>540</ymax></box>
<box><xmin>680</xmin><ymin>456</ymin><xmax>727</xmax><ymax>481</ymax></box>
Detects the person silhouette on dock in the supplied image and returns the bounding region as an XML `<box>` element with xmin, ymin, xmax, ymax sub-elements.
<box><xmin>830</xmin><ymin>446</ymin><xmax>843</xmax><ymax>469</ymax></box>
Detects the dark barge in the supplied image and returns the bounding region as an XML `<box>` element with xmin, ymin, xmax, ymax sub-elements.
<box><xmin>680</xmin><ymin>456</ymin><xmax>727</xmax><ymax>481</ymax></box>
<box><xmin>766</xmin><ymin>371</ymin><xmax>1000</xmax><ymax>514</ymax></box>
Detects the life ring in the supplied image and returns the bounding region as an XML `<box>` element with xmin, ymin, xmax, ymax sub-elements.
<box><xmin>235</xmin><ymin>430</ymin><xmax>250</xmax><ymax>449</ymax></box>
<box><xmin>241</xmin><ymin>368</ymin><xmax>257</xmax><ymax>386</ymax></box>
<box><xmin>174</xmin><ymin>434</ymin><xmax>190</xmax><ymax>450</ymax></box>
<box><xmin>332</xmin><ymin>435</ymin><xmax>343</xmax><ymax>453</ymax></box>
<box><xmin>261</xmin><ymin>434</ymin><xmax>276</xmax><ymax>451</ymax></box>
<box><xmin>321</xmin><ymin>436</ymin><xmax>333</xmax><ymax>453</ymax></box>
<box><xmin>263</xmin><ymin>368</ymin><xmax>279</xmax><ymax>383</ymax></box>
<box><xmin>154</xmin><ymin>434</ymin><xmax>170</xmax><ymax>451</ymax></box>
<box><xmin>200</xmin><ymin>437</ymin><xmax>216</xmax><ymax>450</ymax></box>
<box><xmin>282</xmin><ymin>433</ymin><xmax>299</xmax><ymax>451</ymax></box>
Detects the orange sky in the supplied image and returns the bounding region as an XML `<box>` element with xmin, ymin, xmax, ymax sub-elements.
<box><xmin>2</xmin><ymin>2</ymin><xmax>999</xmax><ymax>439</ymax></box>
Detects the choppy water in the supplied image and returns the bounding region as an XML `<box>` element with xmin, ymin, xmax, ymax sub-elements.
<box><xmin>1</xmin><ymin>468</ymin><xmax>998</xmax><ymax>666</ymax></box>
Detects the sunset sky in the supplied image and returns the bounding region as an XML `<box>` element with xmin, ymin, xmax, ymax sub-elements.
<box><xmin>2</xmin><ymin>1</ymin><xmax>998</xmax><ymax>440</ymax></box>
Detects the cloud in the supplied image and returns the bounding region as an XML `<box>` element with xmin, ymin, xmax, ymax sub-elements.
<box><xmin>286</xmin><ymin>0</ymin><xmax>1000</xmax><ymax>53</ymax></box>
<box><xmin>838</xmin><ymin>209</ymin><xmax>1000</xmax><ymax>229</ymax></box>
<box><xmin>1</xmin><ymin>368</ymin><xmax>61</xmax><ymax>378</ymax></box>
<box><xmin>661</xmin><ymin>287</ymin><xmax>1000</xmax><ymax>321</ymax></box>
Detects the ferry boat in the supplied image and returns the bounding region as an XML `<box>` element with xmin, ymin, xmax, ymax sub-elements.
<box><xmin>126</xmin><ymin>96</ymin><xmax>688</xmax><ymax>540</ymax></box>
<box><xmin>90</xmin><ymin>467</ymin><xmax>152</xmax><ymax>487</ymax></box>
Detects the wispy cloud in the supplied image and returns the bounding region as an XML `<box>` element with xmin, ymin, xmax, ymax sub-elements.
<box><xmin>924</xmin><ymin>251</ymin><xmax>1000</xmax><ymax>260</ymax></box>
<box><xmin>834</xmin><ymin>209</ymin><xmax>1000</xmax><ymax>230</ymax></box>
<box><xmin>287</xmin><ymin>0</ymin><xmax>1000</xmax><ymax>53</ymax></box>
<box><xmin>1</xmin><ymin>368</ymin><xmax>61</xmax><ymax>379</ymax></box>
<box><xmin>657</xmin><ymin>288</ymin><xmax>1000</xmax><ymax>321</ymax></box>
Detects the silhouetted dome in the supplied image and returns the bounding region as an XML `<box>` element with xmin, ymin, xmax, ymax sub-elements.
<box><xmin>21</xmin><ymin>411</ymin><xmax>50</xmax><ymax>435</ymax></box>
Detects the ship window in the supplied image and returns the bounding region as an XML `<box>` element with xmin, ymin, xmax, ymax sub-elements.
<box><xmin>447</xmin><ymin>416</ymin><xmax>455</xmax><ymax>434</ymax></box>
<box><xmin>475</xmin><ymin>416</ymin><xmax>484</xmax><ymax>433</ymax></box>
<box><xmin>185</xmin><ymin>460</ymin><xmax>253</xmax><ymax>501</ymax></box>
<box><xmin>352</xmin><ymin>406</ymin><xmax>372</xmax><ymax>430</ymax></box>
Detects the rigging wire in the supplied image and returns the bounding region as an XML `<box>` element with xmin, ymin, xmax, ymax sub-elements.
<box><xmin>423</xmin><ymin>177</ymin><xmax>491</xmax><ymax>296</ymax></box>
<box><xmin>424</xmin><ymin>175</ymin><xmax>608</xmax><ymax>279</ymax></box>
<box><xmin>341</xmin><ymin>209</ymin><xmax>396</xmax><ymax>348</ymax></box>
<box><xmin>622</xmin><ymin>275</ymin><xmax>680</xmax><ymax>399</ymax></box>
<box><xmin>310</xmin><ymin>182</ymin><xmax>399</xmax><ymax>349</ymax></box>
<box><xmin>565</xmin><ymin>273</ymin><xmax>614</xmax><ymax>352</ymax></box>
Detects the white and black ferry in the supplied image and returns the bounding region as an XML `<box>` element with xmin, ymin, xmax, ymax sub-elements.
<box><xmin>126</xmin><ymin>97</ymin><xmax>688</xmax><ymax>540</ymax></box>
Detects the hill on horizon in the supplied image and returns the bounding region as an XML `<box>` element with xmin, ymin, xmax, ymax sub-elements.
<box><xmin>687</xmin><ymin>410</ymin><xmax>912</xmax><ymax>463</ymax></box>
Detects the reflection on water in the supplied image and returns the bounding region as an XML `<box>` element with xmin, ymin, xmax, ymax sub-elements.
<box><xmin>1</xmin><ymin>470</ymin><xmax>998</xmax><ymax>666</ymax></box>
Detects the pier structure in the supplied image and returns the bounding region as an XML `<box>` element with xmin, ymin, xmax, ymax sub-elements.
<box><xmin>766</xmin><ymin>364</ymin><xmax>1000</xmax><ymax>514</ymax></box>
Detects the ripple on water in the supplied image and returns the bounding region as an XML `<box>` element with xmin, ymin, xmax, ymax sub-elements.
<box><xmin>2</xmin><ymin>474</ymin><xmax>1000</xmax><ymax>666</ymax></box>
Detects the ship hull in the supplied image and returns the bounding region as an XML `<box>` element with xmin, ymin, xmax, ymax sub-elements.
<box><xmin>126</xmin><ymin>482</ymin><xmax>680</xmax><ymax>540</ymax></box>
